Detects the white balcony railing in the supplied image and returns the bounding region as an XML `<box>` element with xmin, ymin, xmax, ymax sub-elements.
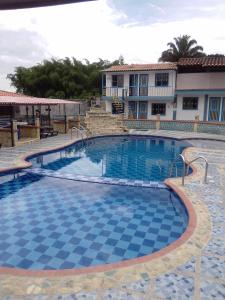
<box><xmin>103</xmin><ymin>86</ymin><xmax>175</xmax><ymax>98</ymax></box>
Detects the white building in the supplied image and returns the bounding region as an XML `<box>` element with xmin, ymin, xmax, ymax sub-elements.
<box><xmin>102</xmin><ymin>56</ymin><xmax>225</xmax><ymax>122</ymax></box>
<box><xmin>176</xmin><ymin>57</ymin><xmax>225</xmax><ymax>122</ymax></box>
<box><xmin>101</xmin><ymin>63</ymin><xmax>177</xmax><ymax>120</ymax></box>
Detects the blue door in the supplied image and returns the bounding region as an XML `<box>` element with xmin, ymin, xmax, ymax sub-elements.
<box><xmin>128</xmin><ymin>101</ymin><xmax>138</xmax><ymax>119</ymax></box>
<box><xmin>208</xmin><ymin>98</ymin><xmax>221</xmax><ymax>121</ymax></box>
<box><xmin>139</xmin><ymin>101</ymin><xmax>148</xmax><ymax>119</ymax></box>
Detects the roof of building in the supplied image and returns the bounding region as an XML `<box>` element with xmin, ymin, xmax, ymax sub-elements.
<box><xmin>0</xmin><ymin>90</ymin><xmax>26</xmax><ymax>97</ymax></box>
<box><xmin>0</xmin><ymin>0</ymin><xmax>93</xmax><ymax>10</ymax></box>
<box><xmin>103</xmin><ymin>63</ymin><xmax>177</xmax><ymax>72</ymax></box>
<box><xmin>0</xmin><ymin>90</ymin><xmax>78</xmax><ymax>105</ymax></box>
<box><xmin>178</xmin><ymin>56</ymin><xmax>225</xmax><ymax>67</ymax></box>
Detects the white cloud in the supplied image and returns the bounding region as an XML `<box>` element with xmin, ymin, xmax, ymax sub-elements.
<box><xmin>0</xmin><ymin>0</ymin><xmax>225</xmax><ymax>91</ymax></box>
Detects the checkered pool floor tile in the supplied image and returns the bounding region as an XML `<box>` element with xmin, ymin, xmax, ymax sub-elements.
<box><xmin>0</xmin><ymin>173</ymin><xmax>188</xmax><ymax>270</ymax></box>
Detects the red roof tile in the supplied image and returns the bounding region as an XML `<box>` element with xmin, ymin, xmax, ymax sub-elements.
<box><xmin>0</xmin><ymin>90</ymin><xmax>79</xmax><ymax>105</ymax></box>
<box><xmin>104</xmin><ymin>63</ymin><xmax>177</xmax><ymax>72</ymax></box>
<box><xmin>178</xmin><ymin>56</ymin><xmax>225</xmax><ymax>67</ymax></box>
<box><xmin>0</xmin><ymin>90</ymin><xmax>26</xmax><ymax>97</ymax></box>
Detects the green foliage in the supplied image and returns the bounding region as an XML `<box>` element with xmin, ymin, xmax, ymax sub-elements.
<box><xmin>7</xmin><ymin>56</ymin><xmax>125</xmax><ymax>99</ymax></box>
<box><xmin>159</xmin><ymin>35</ymin><xmax>206</xmax><ymax>62</ymax></box>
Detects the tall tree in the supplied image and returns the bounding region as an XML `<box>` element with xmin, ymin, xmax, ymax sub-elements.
<box><xmin>7</xmin><ymin>56</ymin><xmax>125</xmax><ymax>99</ymax></box>
<box><xmin>159</xmin><ymin>35</ymin><xmax>206</xmax><ymax>62</ymax></box>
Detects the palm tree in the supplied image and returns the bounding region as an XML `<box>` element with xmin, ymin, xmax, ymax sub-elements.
<box><xmin>159</xmin><ymin>35</ymin><xmax>206</xmax><ymax>62</ymax></box>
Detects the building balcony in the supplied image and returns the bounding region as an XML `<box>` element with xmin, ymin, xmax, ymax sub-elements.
<box><xmin>101</xmin><ymin>86</ymin><xmax>175</xmax><ymax>101</ymax></box>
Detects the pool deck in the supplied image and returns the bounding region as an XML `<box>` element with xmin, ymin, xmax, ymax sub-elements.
<box><xmin>0</xmin><ymin>131</ymin><xmax>225</xmax><ymax>299</ymax></box>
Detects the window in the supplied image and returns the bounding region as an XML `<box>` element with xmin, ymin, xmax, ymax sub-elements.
<box><xmin>112</xmin><ymin>75</ymin><xmax>124</xmax><ymax>88</ymax></box>
<box><xmin>102</xmin><ymin>74</ymin><xmax>106</xmax><ymax>96</ymax></box>
<box><xmin>139</xmin><ymin>74</ymin><xmax>148</xmax><ymax>96</ymax></box>
<box><xmin>183</xmin><ymin>97</ymin><xmax>198</xmax><ymax>110</ymax></box>
<box><xmin>129</xmin><ymin>74</ymin><xmax>138</xmax><ymax>87</ymax></box>
<box><xmin>155</xmin><ymin>73</ymin><xmax>169</xmax><ymax>87</ymax></box>
<box><xmin>129</xmin><ymin>74</ymin><xmax>138</xmax><ymax>96</ymax></box>
<box><xmin>128</xmin><ymin>101</ymin><xmax>138</xmax><ymax>119</ymax></box>
<box><xmin>152</xmin><ymin>103</ymin><xmax>166</xmax><ymax>115</ymax></box>
<box><xmin>102</xmin><ymin>74</ymin><xmax>106</xmax><ymax>88</ymax></box>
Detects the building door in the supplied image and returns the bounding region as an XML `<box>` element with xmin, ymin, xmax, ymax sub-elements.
<box><xmin>139</xmin><ymin>101</ymin><xmax>148</xmax><ymax>119</ymax></box>
<box><xmin>128</xmin><ymin>101</ymin><xmax>138</xmax><ymax>119</ymax></box>
<box><xmin>208</xmin><ymin>97</ymin><xmax>221</xmax><ymax>121</ymax></box>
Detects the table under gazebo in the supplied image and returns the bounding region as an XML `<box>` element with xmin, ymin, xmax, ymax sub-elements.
<box><xmin>0</xmin><ymin>92</ymin><xmax>81</xmax><ymax>147</ymax></box>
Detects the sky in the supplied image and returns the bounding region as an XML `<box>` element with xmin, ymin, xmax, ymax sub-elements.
<box><xmin>0</xmin><ymin>0</ymin><xmax>225</xmax><ymax>91</ymax></box>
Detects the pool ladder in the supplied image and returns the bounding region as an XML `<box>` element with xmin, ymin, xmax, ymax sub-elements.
<box><xmin>170</xmin><ymin>154</ymin><xmax>208</xmax><ymax>186</ymax></box>
<box><xmin>71</xmin><ymin>125</ymin><xmax>88</xmax><ymax>145</ymax></box>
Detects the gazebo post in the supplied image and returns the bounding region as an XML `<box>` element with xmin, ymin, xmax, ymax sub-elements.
<box><xmin>26</xmin><ymin>105</ymin><xmax>29</xmax><ymax>123</ymax></box>
<box><xmin>39</xmin><ymin>105</ymin><xmax>42</xmax><ymax>126</ymax></box>
<box><xmin>32</xmin><ymin>105</ymin><xmax>35</xmax><ymax>124</ymax></box>
<box><xmin>48</xmin><ymin>105</ymin><xmax>51</xmax><ymax>127</ymax></box>
<box><xmin>64</xmin><ymin>104</ymin><xmax>67</xmax><ymax>133</ymax></box>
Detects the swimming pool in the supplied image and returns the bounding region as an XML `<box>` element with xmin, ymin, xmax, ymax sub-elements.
<box><xmin>29</xmin><ymin>135</ymin><xmax>191</xmax><ymax>181</ymax></box>
<box><xmin>0</xmin><ymin>135</ymin><xmax>190</xmax><ymax>271</ymax></box>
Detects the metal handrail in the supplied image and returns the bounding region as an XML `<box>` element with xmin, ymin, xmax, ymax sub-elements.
<box><xmin>186</xmin><ymin>156</ymin><xmax>208</xmax><ymax>184</ymax></box>
<box><xmin>70</xmin><ymin>126</ymin><xmax>85</xmax><ymax>143</ymax></box>
<box><xmin>170</xmin><ymin>154</ymin><xmax>208</xmax><ymax>186</ymax></box>
<box><xmin>169</xmin><ymin>154</ymin><xmax>186</xmax><ymax>185</ymax></box>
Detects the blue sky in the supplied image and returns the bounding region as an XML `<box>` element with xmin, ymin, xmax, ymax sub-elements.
<box><xmin>0</xmin><ymin>0</ymin><xmax>225</xmax><ymax>90</ymax></box>
<box><xmin>108</xmin><ymin>0</ymin><xmax>225</xmax><ymax>25</ymax></box>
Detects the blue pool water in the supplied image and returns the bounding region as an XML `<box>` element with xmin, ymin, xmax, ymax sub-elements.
<box><xmin>30</xmin><ymin>136</ymin><xmax>191</xmax><ymax>181</ymax></box>
<box><xmin>0</xmin><ymin>173</ymin><xmax>188</xmax><ymax>270</ymax></box>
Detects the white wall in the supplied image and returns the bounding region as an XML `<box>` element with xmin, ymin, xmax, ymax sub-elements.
<box><xmin>176</xmin><ymin>95</ymin><xmax>205</xmax><ymax>121</ymax></box>
<box><xmin>177</xmin><ymin>72</ymin><xmax>225</xmax><ymax>90</ymax></box>
<box><xmin>105</xmin><ymin>70</ymin><xmax>176</xmax><ymax>97</ymax></box>
<box><xmin>122</xmin><ymin>100</ymin><xmax>173</xmax><ymax>120</ymax></box>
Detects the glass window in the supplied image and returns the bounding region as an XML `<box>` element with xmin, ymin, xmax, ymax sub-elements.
<box><xmin>152</xmin><ymin>103</ymin><xmax>166</xmax><ymax>115</ymax></box>
<box><xmin>128</xmin><ymin>101</ymin><xmax>138</xmax><ymax>119</ymax></box>
<box><xmin>139</xmin><ymin>101</ymin><xmax>148</xmax><ymax>119</ymax></box>
<box><xmin>112</xmin><ymin>75</ymin><xmax>124</xmax><ymax>88</ymax></box>
<box><xmin>139</xmin><ymin>74</ymin><xmax>148</xmax><ymax>96</ymax></box>
<box><xmin>155</xmin><ymin>73</ymin><xmax>169</xmax><ymax>87</ymax></box>
<box><xmin>129</xmin><ymin>74</ymin><xmax>138</xmax><ymax>87</ymax></box>
<box><xmin>183</xmin><ymin>97</ymin><xmax>198</xmax><ymax>110</ymax></box>
<box><xmin>102</xmin><ymin>74</ymin><xmax>106</xmax><ymax>88</ymax></box>
<box><xmin>129</xmin><ymin>74</ymin><xmax>138</xmax><ymax>96</ymax></box>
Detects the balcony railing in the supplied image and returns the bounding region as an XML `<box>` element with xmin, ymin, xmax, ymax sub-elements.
<box><xmin>102</xmin><ymin>86</ymin><xmax>175</xmax><ymax>98</ymax></box>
